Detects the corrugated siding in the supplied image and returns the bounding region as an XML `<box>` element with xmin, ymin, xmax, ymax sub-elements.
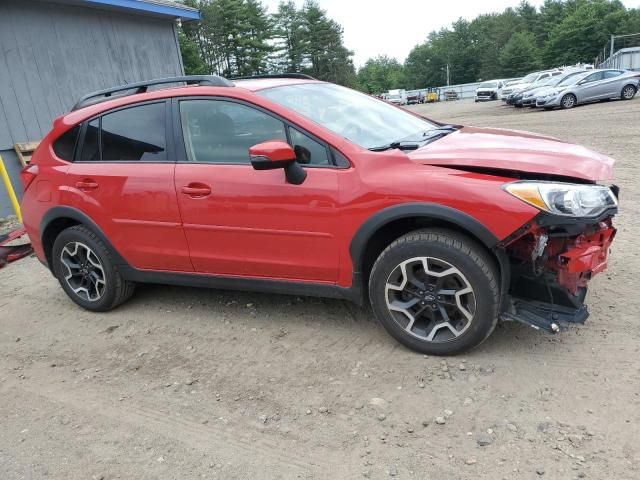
<box><xmin>0</xmin><ymin>0</ymin><xmax>184</xmax><ymax>150</ymax></box>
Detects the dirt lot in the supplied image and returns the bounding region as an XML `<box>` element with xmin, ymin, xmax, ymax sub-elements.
<box><xmin>1</xmin><ymin>98</ymin><xmax>639</xmax><ymax>480</ymax></box>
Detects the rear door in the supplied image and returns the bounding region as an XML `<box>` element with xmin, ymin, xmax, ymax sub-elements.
<box><xmin>66</xmin><ymin>101</ymin><xmax>192</xmax><ymax>271</ymax></box>
<box><xmin>601</xmin><ymin>70</ymin><xmax>625</xmax><ymax>97</ymax></box>
<box><xmin>173</xmin><ymin>98</ymin><xmax>341</xmax><ymax>282</ymax></box>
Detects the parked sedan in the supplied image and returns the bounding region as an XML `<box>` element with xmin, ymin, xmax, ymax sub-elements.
<box><xmin>521</xmin><ymin>70</ymin><xmax>586</xmax><ymax>107</ymax></box>
<box><xmin>536</xmin><ymin>69</ymin><xmax>639</xmax><ymax>109</ymax></box>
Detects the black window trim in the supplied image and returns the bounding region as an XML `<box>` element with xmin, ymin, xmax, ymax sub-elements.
<box><xmin>74</xmin><ymin>99</ymin><xmax>174</xmax><ymax>164</ymax></box>
<box><xmin>52</xmin><ymin>124</ymin><xmax>81</xmax><ymax>162</ymax></box>
<box><xmin>170</xmin><ymin>96</ymin><xmax>349</xmax><ymax>169</ymax></box>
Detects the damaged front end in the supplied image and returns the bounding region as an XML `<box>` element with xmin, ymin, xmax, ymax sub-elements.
<box><xmin>496</xmin><ymin>181</ymin><xmax>618</xmax><ymax>333</ymax></box>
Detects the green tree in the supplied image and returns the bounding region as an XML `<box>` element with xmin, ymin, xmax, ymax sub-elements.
<box><xmin>271</xmin><ymin>0</ymin><xmax>308</xmax><ymax>72</ymax></box>
<box><xmin>544</xmin><ymin>0</ymin><xmax>635</xmax><ymax>65</ymax></box>
<box><xmin>499</xmin><ymin>31</ymin><xmax>541</xmax><ymax>76</ymax></box>
<box><xmin>178</xmin><ymin>29</ymin><xmax>209</xmax><ymax>75</ymax></box>
<box><xmin>356</xmin><ymin>56</ymin><xmax>406</xmax><ymax>93</ymax></box>
<box><xmin>301</xmin><ymin>1</ymin><xmax>356</xmax><ymax>85</ymax></box>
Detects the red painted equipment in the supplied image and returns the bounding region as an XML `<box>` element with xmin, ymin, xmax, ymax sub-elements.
<box><xmin>0</xmin><ymin>227</ymin><xmax>33</xmax><ymax>268</ymax></box>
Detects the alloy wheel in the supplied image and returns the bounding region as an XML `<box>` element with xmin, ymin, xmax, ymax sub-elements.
<box><xmin>562</xmin><ymin>94</ymin><xmax>575</xmax><ymax>108</ymax></box>
<box><xmin>623</xmin><ymin>86</ymin><xmax>635</xmax><ymax>99</ymax></box>
<box><xmin>385</xmin><ymin>257</ymin><xmax>476</xmax><ymax>343</ymax></box>
<box><xmin>60</xmin><ymin>241</ymin><xmax>106</xmax><ymax>301</ymax></box>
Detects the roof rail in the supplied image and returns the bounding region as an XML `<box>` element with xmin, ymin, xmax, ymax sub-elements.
<box><xmin>231</xmin><ymin>73</ymin><xmax>316</xmax><ymax>81</ymax></box>
<box><xmin>72</xmin><ymin>75</ymin><xmax>234</xmax><ymax>111</ymax></box>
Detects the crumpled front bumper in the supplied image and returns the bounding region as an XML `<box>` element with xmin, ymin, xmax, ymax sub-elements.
<box><xmin>498</xmin><ymin>209</ymin><xmax>617</xmax><ymax>333</ymax></box>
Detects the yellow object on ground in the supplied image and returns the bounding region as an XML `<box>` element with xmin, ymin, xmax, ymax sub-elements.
<box><xmin>0</xmin><ymin>154</ymin><xmax>22</xmax><ymax>222</ymax></box>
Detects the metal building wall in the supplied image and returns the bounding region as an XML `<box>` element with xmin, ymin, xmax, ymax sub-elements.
<box><xmin>0</xmin><ymin>0</ymin><xmax>185</xmax><ymax>216</ymax></box>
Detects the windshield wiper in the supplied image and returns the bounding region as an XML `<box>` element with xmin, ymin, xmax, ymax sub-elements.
<box><xmin>369</xmin><ymin>125</ymin><xmax>460</xmax><ymax>152</ymax></box>
<box><xmin>429</xmin><ymin>124</ymin><xmax>461</xmax><ymax>132</ymax></box>
<box><xmin>369</xmin><ymin>141</ymin><xmax>421</xmax><ymax>152</ymax></box>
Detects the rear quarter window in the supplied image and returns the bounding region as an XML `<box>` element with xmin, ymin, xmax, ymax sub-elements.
<box><xmin>52</xmin><ymin>125</ymin><xmax>80</xmax><ymax>161</ymax></box>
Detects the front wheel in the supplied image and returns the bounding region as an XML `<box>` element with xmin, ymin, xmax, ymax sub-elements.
<box><xmin>560</xmin><ymin>93</ymin><xmax>576</xmax><ymax>109</ymax></box>
<box><xmin>621</xmin><ymin>84</ymin><xmax>636</xmax><ymax>100</ymax></box>
<box><xmin>368</xmin><ymin>229</ymin><xmax>500</xmax><ymax>355</ymax></box>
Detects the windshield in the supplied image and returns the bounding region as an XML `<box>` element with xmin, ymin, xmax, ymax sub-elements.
<box><xmin>521</xmin><ymin>73</ymin><xmax>539</xmax><ymax>83</ymax></box>
<box><xmin>479</xmin><ymin>82</ymin><xmax>498</xmax><ymax>88</ymax></box>
<box><xmin>258</xmin><ymin>83</ymin><xmax>437</xmax><ymax>149</ymax></box>
<box><xmin>557</xmin><ymin>72</ymin><xmax>588</xmax><ymax>87</ymax></box>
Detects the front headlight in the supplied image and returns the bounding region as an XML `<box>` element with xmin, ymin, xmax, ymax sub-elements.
<box><xmin>504</xmin><ymin>181</ymin><xmax>618</xmax><ymax>217</ymax></box>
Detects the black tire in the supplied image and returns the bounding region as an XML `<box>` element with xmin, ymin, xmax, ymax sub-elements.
<box><xmin>52</xmin><ymin>225</ymin><xmax>135</xmax><ymax>312</ymax></box>
<box><xmin>368</xmin><ymin>229</ymin><xmax>500</xmax><ymax>355</ymax></box>
<box><xmin>621</xmin><ymin>84</ymin><xmax>636</xmax><ymax>100</ymax></box>
<box><xmin>560</xmin><ymin>93</ymin><xmax>576</xmax><ymax>109</ymax></box>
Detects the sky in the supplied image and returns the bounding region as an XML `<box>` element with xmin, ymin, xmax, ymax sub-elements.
<box><xmin>261</xmin><ymin>0</ymin><xmax>638</xmax><ymax>68</ymax></box>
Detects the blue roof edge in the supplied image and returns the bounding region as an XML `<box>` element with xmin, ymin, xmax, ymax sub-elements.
<box><xmin>83</xmin><ymin>0</ymin><xmax>201</xmax><ymax>20</ymax></box>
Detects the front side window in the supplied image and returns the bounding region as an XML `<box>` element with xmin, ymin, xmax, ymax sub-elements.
<box><xmin>289</xmin><ymin>127</ymin><xmax>330</xmax><ymax>165</ymax></box>
<box><xmin>180</xmin><ymin>100</ymin><xmax>287</xmax><ymax>164</ymax></box>
<box><xmin>257</xmin><ymin>83</ymin><xmax>437</xmax><ymax>150</ymax></box>
<box><xmin>582</xmin><ymin>72</ymin><xmax>604</xmax><ymax>83</ymax></box>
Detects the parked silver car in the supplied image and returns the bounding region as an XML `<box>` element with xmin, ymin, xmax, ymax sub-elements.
<box><xmin>520</xmin><ymin>70</ymin><xmax>585</xmax><ymax>107</ymax></box>
<box><xmin>536</xmin><ymin>69</ymin><xmax>639</xmax><ymax>109</ymax></box>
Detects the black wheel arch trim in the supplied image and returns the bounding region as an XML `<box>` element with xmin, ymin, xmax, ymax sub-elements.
<box><xmin>349</xmin><ymin>202</ymin><xmax>507</xmax><ymax>306</ymax></box>
<box><xmin>40</xmin><ymin>206</ymin><xmax>129</xmax><ymax>269</ymax></box>
<box><xmin>349</xmin><ymin>202</ymin><xmax>500</xmax><ymax>270</ymax></box>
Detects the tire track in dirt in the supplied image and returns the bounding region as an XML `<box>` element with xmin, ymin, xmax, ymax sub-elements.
<box><xmin>3</xmin><ymin>370</ymin><xmax>341</xmax><ymax>477</ymax></box>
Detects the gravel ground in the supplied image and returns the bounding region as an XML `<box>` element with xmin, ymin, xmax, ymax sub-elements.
<box><xmin>1</xmin><ymin>97</ymin><xmax>639</xmax><ymax>480</ymax></box>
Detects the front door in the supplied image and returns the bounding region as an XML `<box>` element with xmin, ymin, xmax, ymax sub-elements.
<box><xmin>577</xmin><ymin>72</ymin><xmax>605</xmax><ymax>102</ymax></box>
<box><xmin>66</xmin><ymin>101</ymin><xmax>192</xmax><ymax>272</ymax></box>
<box><xmin>173</xmin><ymin>98</ymin><xmax>341</xmax><ymax>283</ymax></box>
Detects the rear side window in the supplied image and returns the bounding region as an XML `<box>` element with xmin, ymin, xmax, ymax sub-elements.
<box><xmin>81</xmin><ymin>119</ymin><xmax>100</xmax><ymax>161</ymax></box>
<box><xmin>604</xmin><ymin>70</ymin><xmax>623</xmax><ymax>79</ymax></box>
<box><xmin>53</xmin><ymin>125</ymin><xmax>80</xmax><ymax>161</ymax></box>
<box><xmin>78</xmin><ymin>102</ymin><xmax>167</xmax><ymax>162</ymax></box>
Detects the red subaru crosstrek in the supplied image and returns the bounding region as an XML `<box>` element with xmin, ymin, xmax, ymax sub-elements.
<box><xmin>20</xmin><ymin>74</ymin><xmax>618</xmax><ymax>355</ymax></box>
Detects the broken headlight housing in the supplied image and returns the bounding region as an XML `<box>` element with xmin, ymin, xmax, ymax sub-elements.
<box><xmin>504</xmin><ymin>181</ymin><xmax>618</xmax><ymax>217</ymax></box>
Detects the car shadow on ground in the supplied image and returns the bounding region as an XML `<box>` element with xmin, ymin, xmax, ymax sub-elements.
<box><xmin>122</xmin><ymin>283</ymin><xmax>552</xmax><ymax>358</ymax></box>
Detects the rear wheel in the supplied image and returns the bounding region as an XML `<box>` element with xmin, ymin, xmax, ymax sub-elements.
<box><xmin>52</xmin><ymin>225</ymin><xmax>135</xmax><ymax>312</ymax></box>
<box><xmin>621</xmin><ymin>84</ymin><xmax>636</xmax><ymax>100</ymax></box>
<box><xmin>560</xmin><ymin>93</ymin><xmax>576</xmax><ymax>109</ymax></box>
<box><xmin>368</xmin><ymin>229</ymin><xmax>500</xmax><ymax>355</ymax></box>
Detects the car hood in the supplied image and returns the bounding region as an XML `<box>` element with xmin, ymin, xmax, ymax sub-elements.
<box><xmin>407</xmin><ymin>126</ymin><xmax>614</xmax><ymax>181</ymax></box>
<box><xmin>476</xmin><ymin>87</ymin><xmax>497</xmax><ymax>92</ymax></box>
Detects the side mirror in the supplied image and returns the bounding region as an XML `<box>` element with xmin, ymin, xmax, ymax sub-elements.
<box><xmin>249</xmin><ymin>140</ymin><xmax>307</xmax><ymax>185</ymax></box>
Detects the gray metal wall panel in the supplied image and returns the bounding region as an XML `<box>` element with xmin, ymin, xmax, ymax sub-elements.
<box><xmin>0</xmin><ymin>0</ymin><xmax>184</xmax><ymax>150</ymax></box>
